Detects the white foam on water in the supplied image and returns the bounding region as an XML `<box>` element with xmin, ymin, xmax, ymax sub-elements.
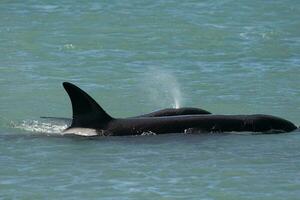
<box><xmin>11</xmin><ymin>120</ymin><xmax>68</xmax><ymax>135</ymax></box>
<box><xmin>141</xmin><ymin>131</ymin><xmax>157</xmax><ymax>136</ymax></box>
<box><xmin>10</xmin><ymin>119</ymin><xmax>102</xmax><ymax>137</ymax></box>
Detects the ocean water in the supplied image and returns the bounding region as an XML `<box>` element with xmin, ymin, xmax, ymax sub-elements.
<box><xmin>1</xmin><ymin>0</ymin><xmax>300</xmax><ymax>199</ymax></box>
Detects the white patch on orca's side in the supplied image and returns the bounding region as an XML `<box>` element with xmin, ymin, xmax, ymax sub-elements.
<box><xmin>63</xmin><ymin>128</ymin><xmax>98</xmax><ymax>137</ymax></box>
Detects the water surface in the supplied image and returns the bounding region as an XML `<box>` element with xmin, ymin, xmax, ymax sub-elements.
<box><xmin>1</xmin><ymin>0</ymin><xmax>300</xmax><ymax>199</ymax></box>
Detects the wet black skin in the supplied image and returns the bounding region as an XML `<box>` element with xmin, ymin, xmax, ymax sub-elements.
<box><xmin>62</xmin><ymin>82</ymin><xmax>297</xmax><ymax>136</ymax></box>
<box><xmin>105</xmin><ymin>114</ymin><xmax>297</xmax><ymax>136</ymax></box>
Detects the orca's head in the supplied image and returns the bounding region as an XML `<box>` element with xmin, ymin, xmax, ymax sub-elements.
<box><xmin>269</xmin><ymin>117</ymin><xmax>297</xmax><ymax>133</ymax></box>
<box><xmin>252</xmin><ymin>115</ymin><xmax>297</xmax><ymax>133</ymax></box>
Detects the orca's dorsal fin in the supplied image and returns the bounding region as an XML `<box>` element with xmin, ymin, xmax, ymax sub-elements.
<box><xmin>63</xmin><ymin>82</ymin><xmax>113</xmax><ymax>128</ymax></box>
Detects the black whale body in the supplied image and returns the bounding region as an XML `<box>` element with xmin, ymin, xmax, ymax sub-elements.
<box><xmin>63</xmin><ymin>82</ymin><xmax>297</xmax><ymax>136</ymax></box>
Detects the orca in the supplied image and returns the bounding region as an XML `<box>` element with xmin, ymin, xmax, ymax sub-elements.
<box><xmin>62</xmin><ymin>82</ymin><xmax>297</xmax><ymax>136</ymax></box>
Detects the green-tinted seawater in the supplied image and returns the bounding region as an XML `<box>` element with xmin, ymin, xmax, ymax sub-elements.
<box><xmin>1</xmin><ymin>0</ymin><xmax>300</xmax><ymax>199</ymax></box>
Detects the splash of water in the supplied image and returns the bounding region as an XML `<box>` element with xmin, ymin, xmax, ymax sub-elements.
<box><xmin>11</xmin><ymin>119</ymin><xmax>101</xmax><ymax>137</ymax></box>
<box><xmin>11</xmin><ymin>120</ymin><xmax>68</xmax><ymax>135</ymax></box>
<box><xmin>143</xmin><ymin>69</ymin><xmax>183</xmax><ymax>109</ymax></box>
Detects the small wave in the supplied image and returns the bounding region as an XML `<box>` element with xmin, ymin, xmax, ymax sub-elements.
<box><xmin>10</xmin><ymin>119</ymin><xmax>101</xmax><ymax>137</ymax></box>
<box><xmin>10</xmin><ymin>120</ymin><xmax>68</xmax><ymax>135</ymax></box>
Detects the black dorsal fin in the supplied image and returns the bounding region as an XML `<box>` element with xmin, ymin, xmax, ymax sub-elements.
<box><xmin>63</xmin><ymin>82</ymin><xmax>113</xmax><ymax>128</ymax></box>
